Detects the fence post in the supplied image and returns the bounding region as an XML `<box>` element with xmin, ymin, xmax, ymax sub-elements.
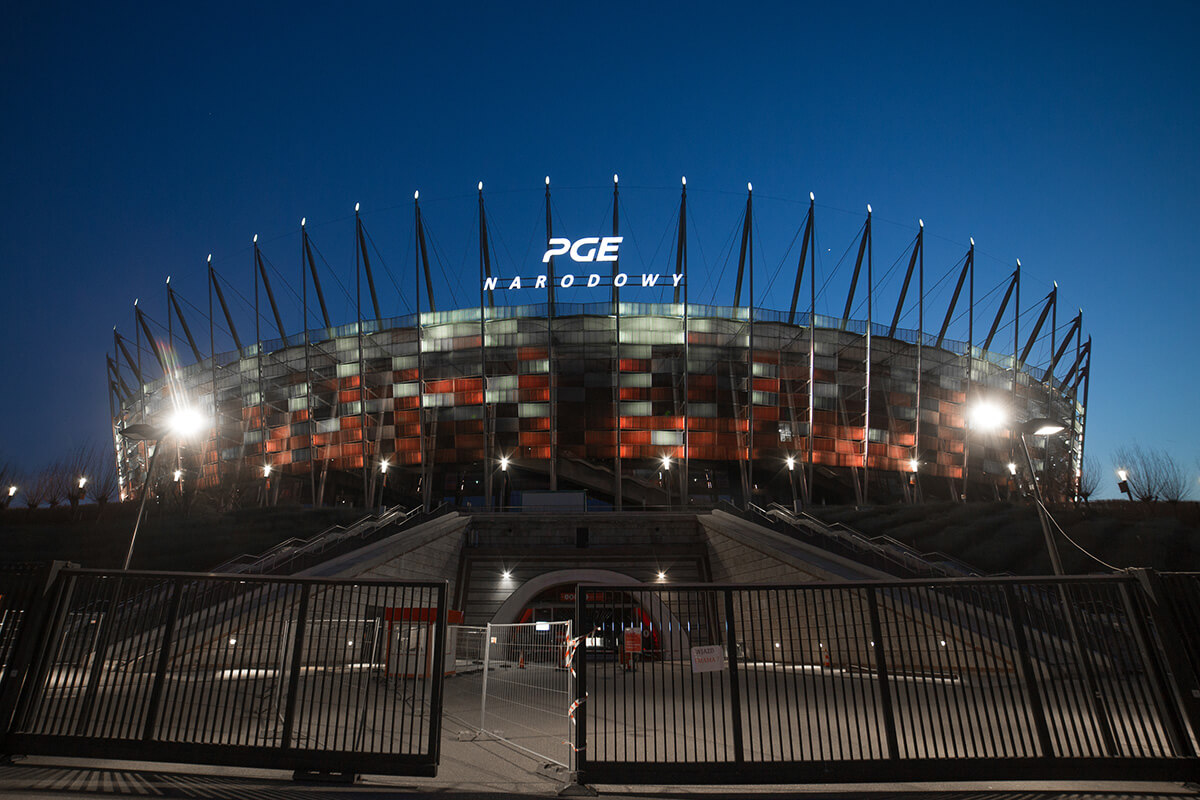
<box><xmin>1002</xmin><ymin>583</ymin><xmax>1055</xmax><ymax>757</ymax></box>
<box><xmin>865</xmin><ymin>586</ymin><xmax>899</xmax><ymax>759</ymax></box>
<box><xmin>723</xmin><ymin>589</ymin><xmax>745</xmax><ymax>765</ymax></box>
<box><xmin>141</xmin><ymin>577</ymin><xmax>184</xmax><ymax>741</ymax></box>
<box><xmin>480</xmin><ymin>622</ymin><xmax>492</xmax><ymax>734</ymax></box>
<box><xmin>279</xmin><ymin>583</ymin><xmax>312</xmax><ymax>750</ymax></box>
<box><xmin>573</xmin><ymin>585</ymin><xmax>588</xmax><ymax>783</ymax></box>
<box><xmin>0</xmin><ymin>562</ymin><xmax>68</xmax><ymax>738</ymax></box>
<box><xmin>1128</xmin><ymin>569</ymin><xmax>1200</xmax><ymax>749</ymax></box>
<box><xmin>428</xmin><ymin>582</ymin><xmax>448</xmax><ymax>763</ymax></box>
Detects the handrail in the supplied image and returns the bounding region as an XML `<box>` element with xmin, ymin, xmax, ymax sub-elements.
<box><xmin>209</xmin><ymin>504</ymin><xmax>437</xmax><ymax>577</ymax></box>
<box><xmin>734</xmin><ymin>502</ymin><xmax>992</xmax><ymax>579</ymax></box>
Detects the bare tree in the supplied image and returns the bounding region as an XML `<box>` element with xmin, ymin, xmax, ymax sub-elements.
<box><xmin>1160</xmin><ymin>451</ymin><xmax>1193</xmax><ymax>504</ymax></box>
<box><xmin>21</xmin><ymin>470</ymin><xmax>49</xmax><ymax>509</ymax></box>
<box><xmin>1113</xmin><ymin>443</ymin><xmax>1161</xmax><ymax>501</ymax></box>
<box><xmin>63</xmin><ymin>444</ymin><xmax>94</xmax><ymax>515</ymax></box>
<box><xmin>1077</xmin><ymin>455</ymin><xmax>1100</xmax><ymax>504</ymax></box>
<box><xmin>42</xmin><ymin>461</ymin><xmax>70</xmax><ymax>508</ymax></box>
<box><xmin>87</xmin><ymin>448</ymin><xmax>119</xmax><ymax>508</ymax></box>
<box><xmin>0</xmin><ymin>458</ymin><xmax>14</xmax><ymax>509</ymax></box>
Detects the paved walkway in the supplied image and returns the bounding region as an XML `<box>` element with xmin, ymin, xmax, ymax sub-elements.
<box><xmin>0</xmin><ymin>750</ymin><xmax>1195</xmax><ymax>799</ymax></box>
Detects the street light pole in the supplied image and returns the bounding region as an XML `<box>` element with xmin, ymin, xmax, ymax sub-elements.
<box><xmin>1019</xmin><ymin>417</ymin><xmax>1118</xmax><ymax>754</ymax></box>
<box><xmin>1019</xmin><ymin>428</ymin><xmax>1066</xmax><ymax>576</ymax></box>
<box><xmin>125</xmin><ymin>437</ymin><xmax>164</xmax><ymax>570</ymax></box>
<box><xmin>786</xmin><ymin>456</ymin><xmax>798</xmax><ymax>514</ymax></box>
<box><xmin>661</xmin><ymin>455</ymin><xmax>672</xmax><ymax>509</ymax></box>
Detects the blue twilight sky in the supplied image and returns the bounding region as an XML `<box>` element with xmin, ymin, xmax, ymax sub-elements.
<box><xmin>2</xmin><ymin>1</ymin><xmax>1197</xmax><ymax>497</ymax></box>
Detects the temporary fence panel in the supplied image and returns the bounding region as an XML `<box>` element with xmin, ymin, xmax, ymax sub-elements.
<box><xmin>479</xmin><ymin>620</ymin><xmax>573</xmax><ymax>767</ymax></box>
<box><xmin>573</xmin><ymin>577</ymin><xmax>1200</xmax><ymax>785</ymax></box>
<box><xmin>2</xmin><ymin>569</ymin><xmax>447</xmax><ymax>776</ymax></box>
<box><xmin>446</xmin><ymin>625</ymin><xmax>486</xmax><ymax>675</ymax></box>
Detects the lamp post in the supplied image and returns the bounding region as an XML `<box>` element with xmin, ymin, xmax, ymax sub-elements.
<box><xmin>262</xmin><ymin>463</ymin><xmax>272</xmax><ymax>507</ymax></box>
<box><xmin>1018</xmin><ymin>416</ymin><xmax>1119</xmax><ymax>753</ymax></box>
<box><xmin>499</xmin><ymin>455</ymin><xmax>509</xmax><ymax>510</ymax></box>
<box><xmin>1018</xmin><ymin>418</ymin><xmax>1067</xmax><ymax>575</ymax></box>
<box><xmin>661</xmin><ymin>455</ymin><xmax>672</xmax><ymax>509</ymax></box>
<box><xmin>786</xmin><ymin>456</ymin><xmax>799</xmax><ymax>514</ymax></box>
<box><xmin>119</xmin><ymin>407</ymin><xmax>208</xmax><ymax>570</ymax></box>
<box><xmin>379</xmin><ymin>459</ymin><xmax>389</xmax><ymax>512</ymax></box>
<box><xmin>1115</xmin><ymin>469</ymin><xmax>1133</xmax><ymax>501</ymax></box>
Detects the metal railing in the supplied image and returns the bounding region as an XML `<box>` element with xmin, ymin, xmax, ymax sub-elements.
<box><xmin>740</xmin><ymin>502</ymin><xmax>987</xmax><ymax>579</ymax></box>
<box><xmin>211</xmin><ymin>503</ymin><xmax>449</xmax><ymax>577</ymax></box>
<box><xmin>2</xmin><ymin>569</ymin><xmax>448</xmax><ymax>777</ymax></box>
<box><xmin>572</xmin><ymin>575</ymin><xmax>1200</xmax><ymax>785</ymax></box>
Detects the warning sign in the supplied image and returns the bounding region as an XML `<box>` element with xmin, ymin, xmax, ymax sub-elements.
<box><xmin>623</xmin><ymin>628</ymin><xmax>643</xmax><ymax>654</ymax></box>
<box><xmin>690</xmin><ymin>644</ymin><xmax>725</xmax><ymax>673</ymax></box>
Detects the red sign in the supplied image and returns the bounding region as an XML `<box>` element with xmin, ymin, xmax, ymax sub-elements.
<box><xmin>624</xmin><ymin>628</ymin><xmax>643</xmax><ymax>654</ymax></box>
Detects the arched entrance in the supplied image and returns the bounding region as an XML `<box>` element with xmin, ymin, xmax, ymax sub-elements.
<box><xmin>490</xmin><ymin>569</ymin><xmax>689</xmax><ymax>658</ymax></box>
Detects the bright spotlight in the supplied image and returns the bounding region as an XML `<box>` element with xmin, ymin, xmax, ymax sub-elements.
<box><xmin>262</xmin><ymin>464</ymin><xmax>271</xmax><ymax>478</ymax></box>
<box><xmin>969</xmin><ymin>402</ymin><xmax>1007</xmax><ymax>432</ymax></box>
<box><xmin>909</xmin><ymin>459</ymin><xmax>919</xmax><ymax>473</ymax></box>
<box><xmin>380</xmin><ymin>459</ymin><xmax>389</xmax><ymax>473</ymax></box>
<box><xmin>173</xmin><ymin>470</ymin><xmax>182</xmax><ymax>482</ymax></box>
<box><xmin>499</xmin><ymin>456</ymin><xmax>509</xmax><ymax>471</ymax></box>
<box><xmin>1007</xmin><ymin>462</ymin><xmax>1018</xmax><ymax>476</ymax></box>
<box><xmin>168</xmin><ymin>406</ymin><xmax>207</xmax><ymax>438</ymax></box>
<box><xmin>656</xmin><ymin>571</ymin><xmax>667</xmax><ymax>581</ymax></box>
<box><xmin>1117</xmin><ymin>469</ymin><xmax>1128</xmax><ymax>482</ymax></box>
<box><xmin>78</xmin><ymin>476</ymin><xmax>88</xmax><ymax>489</ymax></box>
<box><xmin>661</xmin><ymin>455</ymin><xmax>672</xmax><ymax>469</ymax></box>
<box><xmin>786</xmin><ymin>456</ymin><xmax>795</xmax><ymax>471</ymax></box>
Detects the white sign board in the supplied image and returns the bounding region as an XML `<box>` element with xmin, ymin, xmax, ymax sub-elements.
<box><xmin>690</xmin><ymin>644</ymin><xmax>726</xmax><ymax>673</ymax></box>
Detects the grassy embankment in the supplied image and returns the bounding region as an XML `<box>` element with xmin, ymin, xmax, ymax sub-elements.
<box><xmin>0</xmin><ymin>502</ymin><xmax>365</xmax><ymax>571</ymax></box>
<box><xmin>814</xmin><ymin>500</ymin><xmax>1200</xmax><ymax>575</ymax></box>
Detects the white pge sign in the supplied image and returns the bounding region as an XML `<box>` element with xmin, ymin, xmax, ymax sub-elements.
<box><xmin>543</xmin><ymin>237</ymin><xmax>623</xmax><ymax>263</ymax></box>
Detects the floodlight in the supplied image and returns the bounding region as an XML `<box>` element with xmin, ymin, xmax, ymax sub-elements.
<box><xmin>1021</xmin><ymin>418</ymin><xmax>1066</xmax><ymax>436</ymax></box>
<box><xmin>786</xmin><ymin>456</ymin><xmax>795</xmax><ymax>471</ymax></box>
<box><xmin>968</xmin><ymin>401</ymin><xmax>1007</xmax><ymax>432</ymax></box>
<box><xmin>167</xmin><ymin>406</ymin><xmax>207</xmax><ymax>438</ymax></box>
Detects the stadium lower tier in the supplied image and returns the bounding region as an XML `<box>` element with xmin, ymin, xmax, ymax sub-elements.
<box><xmin>114</xmin><ymin>304</ymin><xmax>1084</xmax><ymax>507</ymax></box>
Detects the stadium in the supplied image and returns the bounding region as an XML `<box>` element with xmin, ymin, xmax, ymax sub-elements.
<box><xmin>109</xmin><ymin>179</ymin><xmax>1090</xmax><ymax>511</ymax></box>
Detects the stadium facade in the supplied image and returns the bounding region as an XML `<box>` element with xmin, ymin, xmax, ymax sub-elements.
<box><xmin>109</xmin><ymin>180</ymin><xmax>1091</xmax><ymax>510</ymax></box>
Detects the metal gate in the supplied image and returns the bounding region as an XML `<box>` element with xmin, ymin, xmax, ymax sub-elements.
<box><xmin>0</xmin><ymin>568</ymin><xmax>447</xmax><ymax>776</ymax></box>
<box><xmin>572</xmin><ymin>575</ymin><xmax>1200</xmax><ymax>785</ymax></box>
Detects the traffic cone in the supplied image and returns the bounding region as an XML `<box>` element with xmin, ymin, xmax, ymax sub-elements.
<box><xmin>518</xmin><ymin>651</ymin><xmax>526</xmax><ymax>669</ymax></box>
<box><xmin>822</xmin><ymin>646</ymin><xmax>831</xmax><ymax>670</ymax></box>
